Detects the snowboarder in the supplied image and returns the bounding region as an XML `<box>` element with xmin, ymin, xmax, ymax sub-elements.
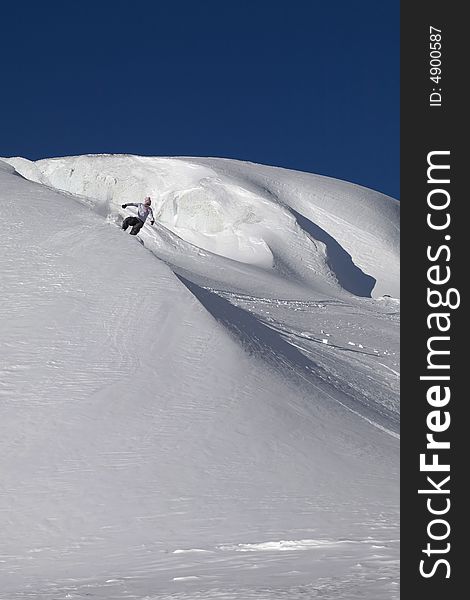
<box><xmin>121</xmin><ymin>197</ymin><xmax>155</xmax><ymax>235</ymax></box>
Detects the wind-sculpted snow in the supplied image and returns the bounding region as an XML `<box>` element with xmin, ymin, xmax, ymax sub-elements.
<box><xmin>0</xmin><ymin>157</ymin><xmax>399</xmax><ymax>599</ymax></box>
<box><xmin>6</xmin><ymin>154</ymin><xmax>399</xmax><ymax>298</ymax></box>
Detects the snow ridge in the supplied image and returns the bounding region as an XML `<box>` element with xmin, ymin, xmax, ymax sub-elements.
<box><xmin>0</xmin><ymin>155</ymin><xmax>399</xmax><ymax>599</ymax></box>
<box><xmin>5</xmin><ymin>154</ymin><xmax>399</xmax><ymax>298</ymax></box>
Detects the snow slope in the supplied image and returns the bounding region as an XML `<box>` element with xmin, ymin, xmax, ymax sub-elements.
<box><xmin>6</xmin><ymin>154</ymin><xmax>399</xmax><ymax>298</ymax></box>
<box><xmin>0</xmin><ymin>156</ymin><xmax>399</xmax><ymax>599</ymax></box>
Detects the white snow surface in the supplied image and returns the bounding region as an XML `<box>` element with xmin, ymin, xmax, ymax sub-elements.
<box><xmin>6</xmin><ymin>154</ymin><xmax>399</xmax><ymax>298</ymax></box>
<box><xmin>0</xmin><ymin>155</ymin><xmax>399</xmax><ymax>599</ymax></box>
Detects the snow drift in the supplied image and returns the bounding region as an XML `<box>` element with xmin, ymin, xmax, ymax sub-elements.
<box><xmin>0</xmin><ymin>155</ymin><xmax>399</xmax><ymax>599</ymax></box>
<box><xmin>7</xmin><ymin>154</ymin><xmax>399</xmax><ymax>298</ymax></box>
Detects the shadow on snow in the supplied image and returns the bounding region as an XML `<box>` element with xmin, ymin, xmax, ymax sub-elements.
<box><xmin>176</xmin><ymin>274</ymin><xmax>399</xmax><ymax>435</ymax></box>
<box><xmin>290</xmin><ymin>209</ymin><xmax>376</xmax><ymax>298</ymax></box>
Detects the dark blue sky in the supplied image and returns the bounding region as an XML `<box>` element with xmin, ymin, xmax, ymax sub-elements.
<box><xmin>0</xmin><ymin>1</ymin><xmax>399</xmax><ymax>198</ymax></box>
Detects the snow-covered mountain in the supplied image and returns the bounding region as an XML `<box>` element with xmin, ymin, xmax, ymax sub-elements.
<box><xmin>0</xmin><ymin>155</ymin><xmax>399</xmax><ymax>599</ymax></box>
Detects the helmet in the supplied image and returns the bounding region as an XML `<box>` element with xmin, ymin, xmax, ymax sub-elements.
<box><xmin>144</xmin><ymin>196</ymin><xmax>151</xmax><ymax>206</ymax></box>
